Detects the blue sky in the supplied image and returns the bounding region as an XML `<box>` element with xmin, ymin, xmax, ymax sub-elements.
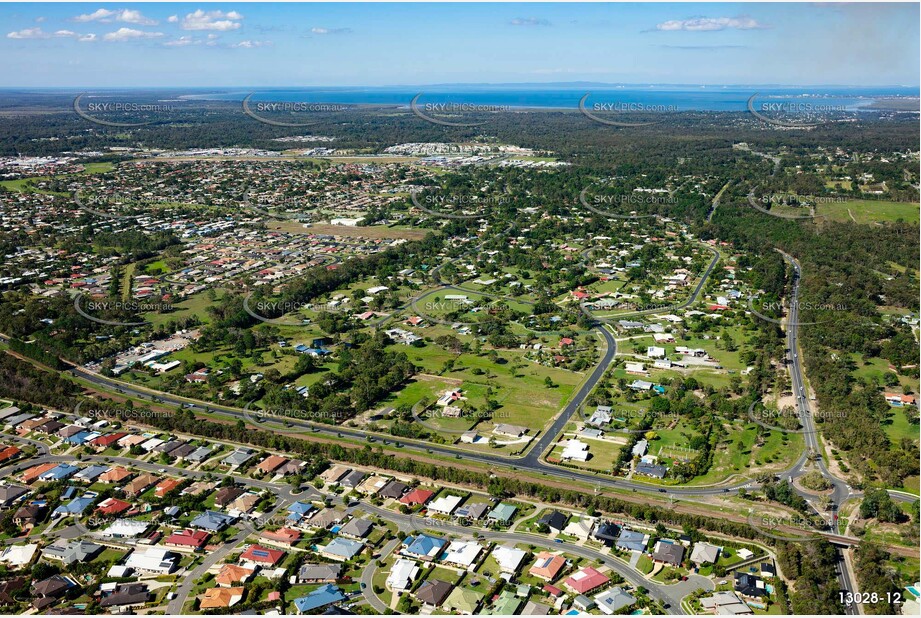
<box><xmin>2</xmin><ymin>3</ymin><xmax>918</xmax><ymax>87</ymax></box>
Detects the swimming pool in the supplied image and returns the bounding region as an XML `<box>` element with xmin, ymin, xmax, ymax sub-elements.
<box><xmin>907</xmin><ymin>586</ymin><xmax>920</xmax><ymax>598</ymax></box>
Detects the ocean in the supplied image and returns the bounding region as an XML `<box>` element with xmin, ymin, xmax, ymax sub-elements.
<box><xmin>181</xmin><ymin>85</ymin><xmax>919</xmax><ymax>112</ymax></box>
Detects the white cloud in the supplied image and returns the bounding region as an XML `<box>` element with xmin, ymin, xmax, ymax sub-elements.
<box><xmin>163</xmin><ymin>35</ymin><xmax>198</xmax><ymax>47</ymax></box>
<box><xmin>74</xmin><ymin>8</ymin><xmax>115</xmax><ymax>23</ymax></box>
<box><xmin>74</xmin><ymin>8</ymin><xmax>158</xmax><ymax>25</ymax></box>
<box><xmin>118</xmin><ymin>10</ymin><xmax>158</xmax><ymax>26</ymax></box>
<box><xmin>167</xmin><ymin>15</ymin><xmax>178</xmax><ymax>23</ymax></box>
<box><xmin>231</xmin><ymin>39</ymin><xmax>270</xmax><ymax>48</ymax></box>
<box><xmin>509</xmin><ymin>18</ymin><xmax>550</xmax><ymax>27</ymax></box>
<box><xmin>6</xmin><ymin>27</ymin><xmax>49</xmax><ymax>39</ymax></box>
<box><xmin>310</xmin><ymin>26</ymin><xmax>351</xmax><ymax>35</ymax></box>
<box><xmin>102</xmin><ymin>27</ymin><xmax>164</xmax><ymax>42</ymax></box>
<box><xmin>35</xmin><ymin>16</ymin><xmax>46</xmax><ymax>23</ymax></box>
<box><xmin>655</xmin><ymin>17</ymin><xmax>765</xmax><ymax>32</ymax></box>
<box><xmin>180</xmin><ymin>9</ymin><xmax>243</xmax><ymax>31</ymax></box>
<box><xmin>54</xmin><ymin>30</ymin><xmax>78</xmax><ymax>37</ymax></box>
<box><xmin>79</xmin><ymin>33</ymin><xmax>98</xmax><ymax>43</ymax></box>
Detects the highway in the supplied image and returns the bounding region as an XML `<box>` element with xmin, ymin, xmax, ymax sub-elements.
<box><xmin>774</xmin><ymin>251</ymin><xmax>859</xmax><ymax>614</ymax></box>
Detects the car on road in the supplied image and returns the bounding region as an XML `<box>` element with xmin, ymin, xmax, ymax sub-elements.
<box><xmin>554</xmin><ymin>539</ymin><xmax>564</xmax><ymax>544</ymax></box>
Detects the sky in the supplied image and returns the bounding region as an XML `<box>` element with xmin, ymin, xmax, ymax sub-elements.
<box><xmin>1</xmin><ymin>3</ymin><xmax>918</xmax><ymax>88</ymax></box>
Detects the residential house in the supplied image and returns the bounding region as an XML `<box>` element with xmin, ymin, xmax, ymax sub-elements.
<box><xmin>124</xmin><ymin>547</ymin><xmax>178</xmax><ymax>575</ymax></box>
<box><xmin>320</xmin><ymin>537</ymin><xmax>364</xmax><ymax>562</ymax></box>
<box><xmin>293</xmin><ymin>584</ymin><xmax>345</xmax><ymax>614</ymax></box>
<box><xmin>338</xmin><ymin>517</ymin><xmax>373</xmax><ymax>539</ymax></box>
<box><xmin>215</xmin><ymin>564</ymin><xmax>255</xmax><ymax>587</ymax></box>
<box><xmin>415</xmin><ymin>579</ymin><xmax>453</xmax><ymax>607</ymax></box>
<box><xmin>42</xmin><ymin>541</ymin><xmax>102</xmax><ymax>566</ymax></box>
<box><xmin>164</xmin><ymin>529</ymin><xmax>210</xmax><ymax>550</ymax></box>
<box><xmin>200</xmin><ymin>587</ymin><xmax>245</xmax><ymax>609</ymax></box>
<box><xmin>689</xmin><ymin>542</ymin><xmax>722</xmax><ymax>565</ymax></box>
<box><xmin>616</xmin><ymin>529</ymin><xmax>650</xmax><ymax>552</ymax></box>
<box><xmin>492</xmin><ymin>545</ymin><xmax>528</xmax><ymax>574</ymax></box>
<box><xmin>213</xmin><ymin>486</ymin><xmax>245</xmax><ymax>508</ymax></box>
<box><xmin>564</xmin><ymin>566</ymin><xmax>610</xmax><ymax>595</ymax></box>
<box><xmin>652</xmin><ymin>540</ymin><xmax>685</xmax><ymax>566</ymax></box>
<box><xmin>403</xmin><ymin>533</ymin><xmax>446</xmax><ymax>562</ymax></box>
<box><xmin>240</xmin><ymin>544</ymin><xmax>285</xmax><ymax>567</ymax></box>
<box><xmin>734</xmin><ymin>573</ymin><xmax>768</xmax><ymax>599</ymax></box>
<box><xmin>399</xmin><ymin>487</ymin><xmax>434</xmax><ymax>506</ymax></box>
<box><xmin>595</xmin><ymin>587</ymin><xmax>636</xmax><ymax>615</ymax></box>
<box><xmin>99</xmin><ymin>466</ymin><xmax>132</xmax><ymax>483</ymax></box>
<box><xmin>441</xmin><ymin>541</ymin><xmax>483</xmax><ymax>569</ymax></box>
<box><xmin>487</xmin><ymin>502</ymin><xmax>517</xmax><ymax>525</ymax></box>
<box><xmin>99</xmin><ymin>583</ymin><xmax>150</xmax><ymax>610</ymax></box>
<box><xmin>378</xmin><ymin>479</ymin><xmax>408</xmax><ymax>499</ymax></box>
<box><xmin>529</xmin><ymin>552</ymin><xmax>567</xmax><ymax>581</ymax></box>
<box><xmin>444</xmin><ymin>587</ymin><xmax>484</xmax><ymax>615</ymax></box>
<box><xmin>297</xmin><ymin>564</ymin><xmax>342</xmax><ymax>584</ymax></box>
<box><xmin>191</xmin><ymin>510</ymin><xmax>235</xmax><ymax>532</ymax></box>
<box><xmin>123</xmin><ymin>473</ymin><xmax>158</xmax><ymax>497</ymax></box>
<box><xmin>386</xmin><ymin>558</ymin><xmax>420</xmax><ymax>591</ymax></box>
<box><xmin>699</xmin><ymin>591</ymin><xmax>754</xmax><ymax>615</ymax></box>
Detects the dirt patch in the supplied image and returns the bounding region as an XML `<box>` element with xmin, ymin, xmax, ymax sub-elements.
<box><xmin>267</xmin><ymin>220</ymin><xmax>430</xmax><ymax>241</ymax></box>
<box><xmin>416</xmin><ymin>373</ymin><xmax>463</xmax><ymax>385</ymax></box>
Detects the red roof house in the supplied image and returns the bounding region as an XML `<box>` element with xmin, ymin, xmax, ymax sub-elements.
<box><xmin>240</xmin><ymin>544</ymin><xmax>285</xmax><ymax>566</ymax></box>
<box><xmin>399</xmin><ymin>488</ymin><xmax>435</xmax><ymax>506</ymax></box>
<box><xmin>90</xmin><ymin>432</ymin><xmax>128</xmax><ymax>450</ymax></box>
<box><xmin>164</xmin><ymin>529</ymin><xmax>210</xmax><ymax>549</ymax></box>
<box><xmin>564</xmin><ymin>566</ymin><xmax>610</xmax><ymax>594</ymax></box>
<box><xmin>96</xmin><ymin>497</ymin><xmax>132</xmax><ymax>516</ymax></box>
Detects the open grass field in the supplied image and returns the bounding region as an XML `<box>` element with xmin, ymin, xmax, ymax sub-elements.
<box><xmin>382</xmin><ymin>341</ymin><xmax>584</xmax><ymax>435</ymax></box>
<box><xmin>550</xmin><ymin>437</ymin><xmax>624</xmax><ymax>473</ymax></box>
<box><xmin>688</xmin><ymin>421</ymin><xmax>804</xmax><ymax>486</ymax></box>
<box><xmin>142</xmin><ymin>290</ymin><xmax>218</xmax><ymax>327</ymax></box>
<box><xmin>881</xmin><ymin>406</ymin><xmax>920</xmax><ymax>446</ymax></box>
<box><xmin>817</xmin><ymin>199</ymin><xmax>920</xmax><ymax>224</ymax></box>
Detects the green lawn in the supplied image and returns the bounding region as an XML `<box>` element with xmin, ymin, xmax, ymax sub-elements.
<box><xmin>817</xmin><ymin>199</ymin><xmax>920</xmax><ymax>224</ymax></box>
<box><xmin>382</xmin><ymin>342</ymin><xmax>584</xmax><ymax>435</ymax></box>
<box><xmin>636</xmin><ymin>555</ymin><xmax>654</xmax><ymax>574</ymax></box>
